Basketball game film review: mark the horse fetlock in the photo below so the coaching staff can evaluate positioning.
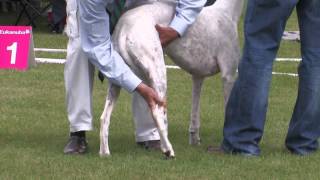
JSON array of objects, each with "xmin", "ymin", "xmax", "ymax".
[
  {"xmin": 99, "ymin": 148, "xmax": 111, "ymax": 157},
  {"xmin": 189, "ymin": 131, "xmax": 201, "ymax": 145},
  {"xmin": 163, "ymin": 150, "xmax": 175, "ymax": 159}
]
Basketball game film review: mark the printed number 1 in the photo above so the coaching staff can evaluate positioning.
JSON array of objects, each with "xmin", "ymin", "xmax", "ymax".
[{"xmin": 7, "ymin": 42, "xmax": 18, "ymax": 64}]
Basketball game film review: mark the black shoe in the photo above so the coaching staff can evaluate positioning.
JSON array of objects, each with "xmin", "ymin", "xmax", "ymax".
[
  {"xmin": 137, "ymin": 140, "xmax": 161, "ymax": 151},
  {"xmin": 63, "ymin": 136, "xmax": 88, "ymax": 154}
]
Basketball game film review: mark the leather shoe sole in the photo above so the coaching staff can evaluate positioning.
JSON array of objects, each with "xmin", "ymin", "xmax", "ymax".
[
  {"xmin": 137, "ymin": 140, "xmax": 161, "ymax": 151},
  {"xmin": 207, "ymin": 145, "xmax": 258, "ymax": 157},
  {"xmin": 207, "ymin": 145, "xmax": 225, "ymax": 154}
]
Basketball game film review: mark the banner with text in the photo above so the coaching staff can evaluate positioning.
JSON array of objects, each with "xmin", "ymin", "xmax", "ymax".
[{"xmin": 0, "ymin": 26, "xmax": 36, "ymax": 71}]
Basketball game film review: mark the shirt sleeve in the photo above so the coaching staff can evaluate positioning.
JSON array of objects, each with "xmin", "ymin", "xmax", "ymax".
[{"xmin": 169, "ymin": 0, "xmax": 206, "ymax": 36}]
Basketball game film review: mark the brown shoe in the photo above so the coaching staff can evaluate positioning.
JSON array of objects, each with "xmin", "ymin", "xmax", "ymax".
[
  {"xmin": 137, "ymin": 140, "xmax": 161, "ymax": 151},
  {"xmin": 207, "ymin": 145, "xmax": 225, "ymax": 154},
  {"xmin": 207, "ymin": 146, "xmax": 258, "ymax": 157},
  {"xmin": 64, "ymin": 136, "xmax": 88, "ymax": 154}
]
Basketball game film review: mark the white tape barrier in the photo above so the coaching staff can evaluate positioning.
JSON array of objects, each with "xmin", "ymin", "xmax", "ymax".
[
  {"xmin": 35, "ymin": 58, "xmax": 299, "ymax": 77},
  {"xmin": 35, "ymin": 48, "xmax": 67, "ymax": 53},
  {"xmin": 34, "ymin": 48, "xmax": 302, "ymax": 62},
  {"xmin": 276, "ymin": 58, "xmax": 301, "ymax": 62},
  {"xmin": 36, "ymin": 58, "xmax": 66, "ymax": 64},
  {"xmin": 272, "ymin": 72, "xmax": 298, "ymax": 77},
  {"xmin": 34, "ymin": 48, "xmax": 300, "ymax": 77}
]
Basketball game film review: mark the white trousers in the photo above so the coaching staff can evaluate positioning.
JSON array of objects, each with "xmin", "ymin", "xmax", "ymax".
[{"xmin": 64, "ymin": 0, "xmax": 159, "ymax": 142}]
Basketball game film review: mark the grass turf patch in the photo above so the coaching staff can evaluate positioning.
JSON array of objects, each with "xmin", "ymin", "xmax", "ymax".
[{"xmin": 1, "ymin": 64, "xmax": 320, "ymax": 179}]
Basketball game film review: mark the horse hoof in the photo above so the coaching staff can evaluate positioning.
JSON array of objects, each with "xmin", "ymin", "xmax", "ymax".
[
  {"xmin": 189, "ymin": 133, "xmax": 201, "ymax": 146},
  {"xmin": 189, "ymin": 139, "xmax": 201, "ymax": 146},
  {"xmin": 99, "ymin": 151, "xmax": 111, "ymax": 158},
  {"xmin": 163, "ymin": 151, "xmax": 175, "ymax": 160}
]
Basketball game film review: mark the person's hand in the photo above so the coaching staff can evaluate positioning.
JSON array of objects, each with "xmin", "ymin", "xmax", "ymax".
[
  {"xmin": 135, "ymin": 83, "xmax": 165, "ymax": 110},
  {"xmin": 155, "ymin": 24, "xmax": 179, "ymax": 47}
]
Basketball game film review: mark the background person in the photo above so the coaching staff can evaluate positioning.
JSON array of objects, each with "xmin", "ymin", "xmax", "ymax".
[
  {"xmin": 220, "ymin": 0, "xmax": 320, "ymax": 156},
  {"xmin": 51, "ymin": 0, "xmax": 66, "ymax": 33}
]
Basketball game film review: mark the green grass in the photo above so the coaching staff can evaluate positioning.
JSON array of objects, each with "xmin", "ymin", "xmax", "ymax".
[
  {"xmin": 1, "ymin": 65, "xmax": 319, "ymax": 179},
  {"xmin": 1, "ymin": 6, "xmax": 319, "ymax": 180}
]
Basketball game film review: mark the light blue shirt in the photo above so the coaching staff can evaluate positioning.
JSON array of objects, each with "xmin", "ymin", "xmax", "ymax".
[
  {"xmin": 169, "ymin": 0, "xmax": 206, "ymax": 36},
  {"xmin": 78, "ymin": 0, "xmax": 141, "ymax": 92},
  {"xmin": 127, "ymin": 0, "xmax": 206, "ymax": 36}
]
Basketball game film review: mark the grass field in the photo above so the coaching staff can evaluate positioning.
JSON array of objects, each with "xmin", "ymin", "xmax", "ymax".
[{"xmin": 1, "ymin": 6, "xmax": 320, "ymax": 180}]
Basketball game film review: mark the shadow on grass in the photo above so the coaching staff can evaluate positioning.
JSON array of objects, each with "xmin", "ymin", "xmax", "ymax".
[{"xmin": 0, "ymin": 129, "xmax": 173, "ymax": 158}]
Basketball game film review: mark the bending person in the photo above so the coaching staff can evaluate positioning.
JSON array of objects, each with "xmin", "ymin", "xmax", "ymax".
[{"xmin": 63, "ymin": 0, "xmax": 163, "ymax": 154}]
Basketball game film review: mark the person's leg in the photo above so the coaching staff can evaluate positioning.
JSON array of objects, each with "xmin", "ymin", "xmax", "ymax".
[
  {"xmin": 132, "ymin": 93, "xmax": 160, "ymax": 148},
  {"xmin": 64, "ymin": 0, "xmax": 95, "ymax": 154},
  {"xmin": 1, "ymin": 1, "xmax": 8, "ymax": 12},
  {"xmin": 51, "ymin": 0, "xmax": 66, "ymax": 33},
  {"xmin": 65, "ymin": 40, "xmax": 95, "ymax": 133},
  {"xmin": 64, "ymin": 38, "xmax": 95, "ymax": 154},
  {"xmin": 221, "ymin": 0, "xmax": 298, "ymax": 155},
  {"xmin": 285, "ymin": 0, "xmax": 320, "ymax": 155}
]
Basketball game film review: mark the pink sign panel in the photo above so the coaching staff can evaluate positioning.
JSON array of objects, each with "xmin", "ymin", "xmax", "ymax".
[{"xmin": 0, "ymin": 26, "xmax": 33, "ymax": 71}]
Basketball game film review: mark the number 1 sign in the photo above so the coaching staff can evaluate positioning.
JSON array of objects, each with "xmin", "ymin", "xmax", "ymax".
[{"xmin": 0, "ymin": 26, "xmax": 36, "ymax": 71}]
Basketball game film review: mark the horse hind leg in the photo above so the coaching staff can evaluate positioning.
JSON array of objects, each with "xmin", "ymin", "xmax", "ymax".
[
  {"xmin": 127, "ymin": 39, "xmax": 174, "ymax": 158},
  {"xmin": 99, "ymin": 83, "xmax": 121, "ymax": 157},
  {"xmin": 218, "ymin": 52, "xmax": 239, "ymax": 107},
  {"xmin": 218, "ymin": 40, "xmax": 240, "ymax": 107},
  {"xmin": 145, "ymin": 68, "xmax": 174, "ymax": 158},
  {"xmin": 189, "ymin": 76, "xmax": 204, "ymax": 145}
]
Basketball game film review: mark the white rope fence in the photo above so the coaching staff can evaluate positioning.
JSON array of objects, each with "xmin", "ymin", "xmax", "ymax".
[
  {"xmin": 35, "ymin": 48, "xmax": 300, "ymax": 77},
  {"xmin": 35, "ymin": 48, "xmax": 67, "ymax": 53}
]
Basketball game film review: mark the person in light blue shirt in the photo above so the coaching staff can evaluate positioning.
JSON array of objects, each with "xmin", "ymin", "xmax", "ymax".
[{"xmin": 64, "ymin": 0, "xmax": 205, "ymax": 154}]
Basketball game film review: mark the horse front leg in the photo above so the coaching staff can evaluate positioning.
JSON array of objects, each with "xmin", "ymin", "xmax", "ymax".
[{"xmin": 189, "ymin": 76, "xmax": 204, "ymax": 145}]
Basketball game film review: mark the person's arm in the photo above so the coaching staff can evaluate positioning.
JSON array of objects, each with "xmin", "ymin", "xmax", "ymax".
[
  {"xmin": 170, "ymin": 0, "xmax": 206, "ymax": 36},
  {"xmin": 156, "ymin": 0, "xmax": 206, "ymax": 46},
  {"xmin": 135, "ymin": 83, "xmax": 165, "ymax": 110}
]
